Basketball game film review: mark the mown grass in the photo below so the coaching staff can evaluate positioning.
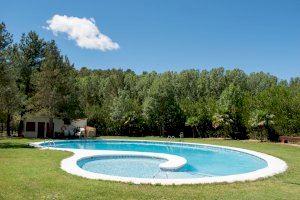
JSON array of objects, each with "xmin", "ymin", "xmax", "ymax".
[{"xmin": 0, "ymin": 137, "xmax": 299, "ymax": 200}]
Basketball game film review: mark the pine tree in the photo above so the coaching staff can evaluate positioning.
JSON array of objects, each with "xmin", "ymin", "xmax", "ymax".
[
  {"xmin": 32, "ymin": 41, "xmax": 80, "ymax": 138},
  {"xmin": 0, "ymin": 22, "xmax": 22, "ymax": 136}
]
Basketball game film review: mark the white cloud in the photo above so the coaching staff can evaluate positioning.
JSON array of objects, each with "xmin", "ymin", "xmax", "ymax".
[{"xmin": 46, "ymin": 15, "xmax": 119, "ymax": 51}]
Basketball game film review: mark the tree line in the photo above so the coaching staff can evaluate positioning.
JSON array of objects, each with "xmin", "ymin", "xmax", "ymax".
[{"xmin": 1, "ymin": 22, "xmax": 299, "ymax": 140}]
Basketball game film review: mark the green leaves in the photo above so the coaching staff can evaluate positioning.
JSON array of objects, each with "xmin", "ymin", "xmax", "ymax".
[
  {"xmin": 0, "ymin": 22, "xmax": 22, "ymax": 135},
  {"xmin": 1, "ymin": 19, "xmax": 300, "ymax": 139},
  {"xmin": 212, "ymin": 113, "xmax": 233, "ymax": 129},
  {"xmin": 248, "ymin": 109, "xmax": 275, "ymax": 141},
  {"xmin": 142, "ymin": 73, "xmax": 185, "ymax": 132},
  {"xmin": 248, "ymin": 110, "xmax": 274, "ymax": 128},
  {"xmin": 218, "ymin": 84, "xmax": 244, "ymax": 114},
  {"xmin": 32, "ymin": 41, "xmax": 81, "ymax": 120},
  {"xmin": 110, "ymin": 90, "xmax": 139, "ymax": 126}
]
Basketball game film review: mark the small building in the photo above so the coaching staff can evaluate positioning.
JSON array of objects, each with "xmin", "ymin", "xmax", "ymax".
[{"xmin": 22, "ymin": 116, "xmax": 88, "ymax": 138}]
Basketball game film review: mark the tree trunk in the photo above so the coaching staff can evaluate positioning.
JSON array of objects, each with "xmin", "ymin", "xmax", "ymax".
[
  {"xmin": 6, "ymin": 113, "xmax": 11, "ymax": 137},
  {"xmin": 18, "ymin": 119, "xmax": 24, "ymax": 137},
  {"xmin": 259, "ymin": 127, "xmax": 264, "ymax": 142},
  {"xmin": 49, "ymin": 117, "xmax": 54, "ymax": 138},
  {"xmin": 195, "ymin": 126, "xmax": 200, "ymax": 138},
  {"xmin": 17, "ymin": 109, "xmax": 26, "ymax": 137},
  {"xmin": 159, "ymin": 126, "xmax": 162, "ymax": 137},
  {"xmin": 192, "ymin": 127, "xmax": 195, "ymax": 138}
]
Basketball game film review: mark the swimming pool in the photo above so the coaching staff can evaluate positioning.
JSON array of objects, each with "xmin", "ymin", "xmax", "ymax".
[{"xmin": 32, "ymin": 139, "xmax": 287, "ymax": 185}]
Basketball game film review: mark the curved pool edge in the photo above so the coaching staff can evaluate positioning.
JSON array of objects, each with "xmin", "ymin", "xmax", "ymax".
[{"xmin": 30, "ymin": 139, "xmax": 288, "ymax": 185}]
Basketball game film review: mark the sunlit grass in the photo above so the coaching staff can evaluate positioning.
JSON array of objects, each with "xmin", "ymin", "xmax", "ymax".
[{"xmin": 0, "ymin": 137, "xmax": 299, "ymax": 200}]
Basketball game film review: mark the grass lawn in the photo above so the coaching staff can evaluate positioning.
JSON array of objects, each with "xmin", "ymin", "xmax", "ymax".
[{"xmin": 0, "ymin": 137, "xmax": 299, "ymax": 200}]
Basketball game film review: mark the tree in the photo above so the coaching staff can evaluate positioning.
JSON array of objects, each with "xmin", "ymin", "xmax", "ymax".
[
  {"xmin": 181, "ymin": 98, "xmax": 214, "ymax": 138},
  {"xmin": 215, "ymin": 83, "xmax": 247, "ymax": 139},
  {"xmin": 212, "ymin": 113, "xmax": 233, "ymax": 137},
  {"xmin": 248, "ymin": 109, "xmax": 275, "ymax": 141},
  {"xmin": 32, "ymin": 41, "xmax": 80, "ymax": 137},
  {"xmin": 208, "ymin": 67, "xmax": 226, "ymax": 97},
  {"xmin": 185, "ymin": 116, "xmax": 200, "ymax": 138},
  {"xmin": 143, "ymin": 73, "xmax": 185, "ymax": 136},
  {"xmin": 0, "ymin": 22, "xmax": 22, "ymax": 136},
  {"xmin": 135, "ymin": 71, "xmax": 157, "ymax": 103},
  {"xmin": 17, "ymin": 31, "xmax": 46, "ymax": 96},
  {"xmin": 15, "ymin": 31, "xmax": 46, "ymax": 134},
  {"xmin": 110, "ymin": 89, "xmax": 141, "ymax": 136},
  {"xmin": 175, "ymin": 69, "xmax": 200, "ymax": 101},
  {"xmin": 197, "ymin": 70, "xmax": 209, "ymax": 97},
  {"xmin": 225, "ymin": 68, "xmax": 247, "ymax": 91},
  {"xmin": 0, "ymin": 65, "xmax": 22, "ymax": 136},
  {"xmin": 247, "ymin": 72, "xmax": 277, "ymax": 95},
  {"xmin": 255, "ymin": 85, "xmax": 300, "ymax": 136}
]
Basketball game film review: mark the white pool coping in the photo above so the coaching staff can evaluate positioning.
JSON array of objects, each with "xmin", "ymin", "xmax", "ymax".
[{"xmin": 31, "ymin": 139, "xmax": 288, "ymax": 185}]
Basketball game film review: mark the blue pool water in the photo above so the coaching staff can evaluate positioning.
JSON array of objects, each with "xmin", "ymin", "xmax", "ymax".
[
  {"xmin": 78, "ymin": 156, "xmax": 167, "ymax": 178},
  {"xmin": 42, "ymin": 140, "xmax": 268, "ymax": 179}
]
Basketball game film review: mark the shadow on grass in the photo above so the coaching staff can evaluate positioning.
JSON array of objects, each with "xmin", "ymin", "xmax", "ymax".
[
  {"xmin": 0, "ymin": 142, "xmax": 33, "ymax": 149},
  {"xmin": 284, "ymin": 180, "xmax": 300, "ymax": 186}
]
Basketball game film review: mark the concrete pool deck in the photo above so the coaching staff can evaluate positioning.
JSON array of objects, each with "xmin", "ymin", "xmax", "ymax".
[{"xmin": 31, "ymin": 139, "xmax": 288, "ymax": 185}]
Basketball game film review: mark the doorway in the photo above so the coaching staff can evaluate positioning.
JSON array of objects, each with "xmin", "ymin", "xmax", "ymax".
[
  {"xmin": 46, "ymin": 123, "xmax": 54, "ymax": 138},
  {"xmin": 37, "ymin": 122, "xmax": 45, "ymax": 138}
]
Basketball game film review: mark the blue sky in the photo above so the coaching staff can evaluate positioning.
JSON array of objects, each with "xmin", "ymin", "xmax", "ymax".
[{"xmin": 1, "ymin": 0, "xmax": 300, "ymax": 80}]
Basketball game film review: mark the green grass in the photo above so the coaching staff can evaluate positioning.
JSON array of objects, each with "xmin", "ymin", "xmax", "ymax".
[{"xmin": 0, "ymin": 137, "xmax": 299, "ymax": 200}]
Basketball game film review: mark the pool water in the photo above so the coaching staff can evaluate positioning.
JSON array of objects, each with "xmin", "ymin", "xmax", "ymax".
[
  {"xmin": 78, "ymin": 156, "xmax": 167, "ymax": 178},
  {"xmin": 42, "ymin": 140, "xmax": 268, "ymax": 179}
]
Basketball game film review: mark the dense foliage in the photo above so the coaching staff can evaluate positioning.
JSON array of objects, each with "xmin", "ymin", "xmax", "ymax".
[{"xmin": 0, "ymin": 22, "xmax": 299, "ymax": 139}]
